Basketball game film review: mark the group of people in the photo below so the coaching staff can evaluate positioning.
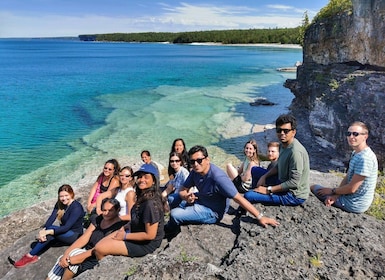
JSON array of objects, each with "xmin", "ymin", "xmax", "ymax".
[{"xmin": 9, "ymin": 114, "xmax": 379, "ymax": 278}]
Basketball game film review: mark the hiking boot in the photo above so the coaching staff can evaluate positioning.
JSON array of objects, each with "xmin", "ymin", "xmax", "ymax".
[{"xmin": 14, "ymin": 254, "xmax": 39, "ymax": 268}]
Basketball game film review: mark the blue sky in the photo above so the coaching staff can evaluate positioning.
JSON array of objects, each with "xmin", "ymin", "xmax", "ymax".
[{"xmin": 0, "ymin": 0, "xmax": 329, "ymax": 38}]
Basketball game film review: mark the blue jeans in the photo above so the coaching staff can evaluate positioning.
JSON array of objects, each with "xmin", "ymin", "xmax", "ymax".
[
  {"xmin": 311, "ymin": 184, "xmax": 346, "ymax": 210},
  {"xmin": 168, "ymin": 193, "xmax": 184, "ymax": 209},
  {"xmin": 244, "ymin": 190, "xmax": 305, "ymax": 206},
  {"xmin": 168, "ymin": 203, "xmax": 218, "ymax": 230},
  {"xmin": 30, "ymin": 225, "xmax": 80, "ymax": 256}
]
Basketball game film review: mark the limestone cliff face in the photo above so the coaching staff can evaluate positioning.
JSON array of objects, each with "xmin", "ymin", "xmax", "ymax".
[{"xmin": 285, "ymin": 0, "xmax": 385, "ymax": 170}]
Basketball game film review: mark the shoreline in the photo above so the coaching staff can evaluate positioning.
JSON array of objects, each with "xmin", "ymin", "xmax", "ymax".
[{"xmin": 189, "ymin": 42, "xmax": 302, "ymax": 49}]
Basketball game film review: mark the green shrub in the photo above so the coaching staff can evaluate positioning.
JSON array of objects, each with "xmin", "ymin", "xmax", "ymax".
[{"xmin": 313, "ymin": 0, "xmax": 353, "ymax": 22}]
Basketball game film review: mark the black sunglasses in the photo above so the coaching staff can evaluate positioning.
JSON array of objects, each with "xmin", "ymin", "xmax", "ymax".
[
  {"xmin": 346, "ymin": 131, "xmax": 366, "ymax": 137},
  {"xmin": 169, "ymin": 159, "xmax": 181, "ymax": 163},
  {"xmin": 276, "ymin": 128, "xmax": 293, "ymax": 134},
  {"xmin": 189, "ymin": 157, "xmax": 206, "ymax": 165}
]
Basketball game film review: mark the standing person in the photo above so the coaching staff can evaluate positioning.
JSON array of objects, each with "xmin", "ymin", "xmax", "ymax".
[
  {"xmin": 311, "ymin": 121, "xmax": 378, "ymax": 213},
  {"xmin": 226, "ymin": 139, "xmax": 260, "ymax": 193},
  {"xmin": 162, "ymin": 152, "xmax": 190, "ymax": 208},
  {"xmin": 250, "ymin": 141, "xmax": 281, "ymax": 188},
  {"xmin": 11, "ymin": 185, "xmax": 84, "ymax": 268},
  {"xmin": 93, "ymin": 164, "xmax": 167, "ymax": 260},
  {"xmin": 170, "ymin": 138, "xmax": 190, "ymax": 171},
  {"xmin": 244, "ymin": 114, "xmax": 310, "ymax": 206},
  {"xmin": 165, "ymin": 145, "xmax": 279, "ymax": 239},
  {"xmin": 95, "ymin": 166, "xmax": 136, "ymax": 222},
  {"xmin": 141, "ymin": 150, "xmax": 160, "ymax": 181},
  {"xmin": 46, "ymin": 198, "xmax": 126, "ymax": 280},
  {"xmin": 86, "ymin": 159, "xmax": 120, "ymax": 214}
]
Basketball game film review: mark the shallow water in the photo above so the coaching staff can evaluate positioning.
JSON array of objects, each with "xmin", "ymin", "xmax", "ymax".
[{"xmin": 0, "ymin": 39, "xmax": 301, "ymax": 217}]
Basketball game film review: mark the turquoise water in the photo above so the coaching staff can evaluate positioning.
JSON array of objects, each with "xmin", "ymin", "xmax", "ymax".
[{"xmin": 0, "ymin": 39, "xmax": 301, "ymax": 217}]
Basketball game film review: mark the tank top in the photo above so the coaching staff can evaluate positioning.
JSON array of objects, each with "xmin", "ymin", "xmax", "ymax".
[{"xmin": 115, "ymin": 186, "xmax": 135, "ymax": 216}]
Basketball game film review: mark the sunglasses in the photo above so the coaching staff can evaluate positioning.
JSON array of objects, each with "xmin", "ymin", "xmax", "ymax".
[
  {"xmin": 346, "ymin": 131, "xmax": 366, "ymax": 137},
  {"xmin": 276, "ymin": 128, "xmax": 293, "ymax": 134},
  {"xmin": 170, "ymin": 160, "xmax": 181, "ymax": 163},
  {"xmin": 120, "ymin": 174, "xmax": 131, "ymax": 178},
  {"xmin": 104, "ymin": 167, "xmax": 113, "ymax": 171},
  {"xmin": 189, "ymin": 157, "xmax": 206, "ymax": 165}
]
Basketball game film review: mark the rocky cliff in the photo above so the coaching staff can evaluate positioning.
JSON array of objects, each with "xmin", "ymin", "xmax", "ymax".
[{"xmin": 285, "ymin": 0, "xmax": 385, "ymax": 170}]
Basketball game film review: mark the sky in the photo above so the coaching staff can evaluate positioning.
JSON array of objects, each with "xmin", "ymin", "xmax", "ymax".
[{"xmin": 0, "ymin": 0, "xmax": 329, "ymax": 38}]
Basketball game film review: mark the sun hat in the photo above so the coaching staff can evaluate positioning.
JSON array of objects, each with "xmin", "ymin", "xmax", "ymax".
[{"xmin": 133, "ymin": 164, "xmax": 159, "ymax": 179}]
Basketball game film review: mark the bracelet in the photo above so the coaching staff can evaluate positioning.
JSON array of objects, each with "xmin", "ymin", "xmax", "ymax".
[
  {"xmin": 256, "ymin": 212, "xmax": 264, "ymax": 220},
  {"xmin": 124, "ymin": 231, "xmax": 129, "ymax": 241}
]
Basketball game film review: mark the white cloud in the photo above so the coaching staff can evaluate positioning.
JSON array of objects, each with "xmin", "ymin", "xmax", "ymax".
[{"xmin": 0, "ymin": 3, "xmax": 318, "ymax": 37}]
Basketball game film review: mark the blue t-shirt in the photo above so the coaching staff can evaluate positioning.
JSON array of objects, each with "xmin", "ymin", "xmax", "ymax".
[
  {"xmin": 339, "ymin": 147, "xmax": 378, "ymax": 213},
  {"xmin": 183, "ymin": 163, "xmax": 238, "ymax": 220}
]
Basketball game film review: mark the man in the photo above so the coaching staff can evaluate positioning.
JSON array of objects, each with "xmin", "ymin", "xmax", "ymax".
[
  {"xmin": 311, "ymin": 121, "xmax": 378, "ymax": 213},
  {"xmin": 165, "ymin": 145, "xmax": 278, "ymax": 237},
  {"xmin": 244, "ymin": 114, "xmax": 310, "ymax": 206}
]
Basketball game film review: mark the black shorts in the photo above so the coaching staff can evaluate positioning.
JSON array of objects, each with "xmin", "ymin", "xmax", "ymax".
[{"xmin": 233, "ymin": 175, "xmax": 250, "ymax": 193}]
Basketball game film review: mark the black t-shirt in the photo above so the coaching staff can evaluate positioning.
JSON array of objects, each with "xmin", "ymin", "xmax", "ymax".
[
  {"xmin": 85, "ymin": 215, "xmax": 126, "ymax": 250},
  {"xmin": 130, "ymin": 199, "xmax": 164, "ymax": 243}
]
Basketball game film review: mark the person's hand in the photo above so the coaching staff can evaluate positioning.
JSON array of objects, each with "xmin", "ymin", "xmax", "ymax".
[
  {"xmin": 37, "ymin": 229, "xmax": 47, "ymax": 242},
  {"xmin": 87, "ymin": 203, "xmax": 95, "ymax": 214},
  {"xmin": 317, "ymin": 188, "xmax": 333, "ymax": 196},
  {"xmin": 325, "ymin": 195, "xmax": 337, "ymax": 207},
  {"xmin": 186, "ymin": 192, "xmax": 198, "ymax": 204},
  {"xmin": 258, "ymin": 216, "xmax": 279, "ymax": 228},
  {"xmin": 254, "ymin": 186, "xmax": 268, "ymax": 194},
  {"xmin": 59, "ymin": 255, "xmax": 69, "ymax": 268},
  {"xmin": 112, "ymin": 227, "xmax": 125, "ymax": 240}
]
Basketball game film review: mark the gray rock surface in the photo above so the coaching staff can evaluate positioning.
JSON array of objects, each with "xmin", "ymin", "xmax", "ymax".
[
  {"xmin": 1, "ymin": 171, "xmax": 384, "ymax": 279},
  {"xmin": 285, "ymin": 0, "xmax": 385, "ymax": 171}
]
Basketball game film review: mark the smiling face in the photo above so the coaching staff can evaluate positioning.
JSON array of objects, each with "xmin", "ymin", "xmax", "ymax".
[
  {"xmin": 244, "ymin": 143, "xmax": 256, "ymax": 159},
  {"xmin": 103, "ymin": 163, "xmax": 115, "ymax": 177},
  {"xmin": 174, "ymin": 140, "xmax": 185, "ymax": 154},
  {"xmin": 136, "ymin": 172, "xmax": 155, "ymax": 190},
  {"xmin": 169, "ymin": 155, "xmax": 182, "ymax": 172},
  {"xmin": 101, "ymin": 201, "xmax": 119, "ymax": 220},
  {"xmin": 58, "ymin": 190, "xmax": 73, "ymax": 206},
  {"xmin": 347, "ymin": 124, "xmax": 368, "ymax": 151},
  {"xmin": 119, "ymin": 169, "xmax": 133, "ymax": 186}
]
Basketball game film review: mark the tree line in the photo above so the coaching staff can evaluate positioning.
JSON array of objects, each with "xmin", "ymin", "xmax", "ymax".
[{"xmin": 79, "ymin": 27, "xmax": 301, "ymax": 44}]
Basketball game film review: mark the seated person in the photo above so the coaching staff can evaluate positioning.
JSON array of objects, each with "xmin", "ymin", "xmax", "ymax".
[
  {"xmin": 46, "ymin": 198, "xmax": 126, "ymax": 280},
  {"xmin": 95, "ymin": 166, "xmax": 136, "ymax": 222},
  {"xmin": 165, "ymin": 145, "xmax": 279, "ymax": 239},
  {"xmin": 251, "ymin": 141, "xmax": 281, "ymax": 188},
  {"xmin": 141, "ymin": 150, "xmax": 160, "ymax": 181},
  {"xmin": 86, "ymin": 159, "xmax": 120, "ymax": 214},
  {"xmin": 226, "ymin": 139, "xmax": 260, "ymax": 193},
  {"xmin": 244, "ymin": 114, "xmax": 310, "ymax": 206},
  {"xmin": 12, "ymin": 185, "xmax": 84, "ymax": 268},
  {"xmin": 93, "ymin": 164, "xmax": 168, "ymax": 260},
  {"xmin": 311, "ymin": 121, "xmax": 378, "ymax": 213},
  {"xmin": 161, "ymin": 152, "xmax": 190, "ymax": 208}
]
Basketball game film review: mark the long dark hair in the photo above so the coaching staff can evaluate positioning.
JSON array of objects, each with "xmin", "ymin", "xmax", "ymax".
[
  {"xmin": 167, "ymin": 152, "xmax": 184, "ymax": 177},
  {"xmin": 170, "ymin": 138, "xmax": 190, "ymax": 173}
]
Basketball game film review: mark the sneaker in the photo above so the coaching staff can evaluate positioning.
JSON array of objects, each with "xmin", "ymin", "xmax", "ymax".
[{"xmin": 14, "ymin": 254, "xmax": 39, "ymax": 268}]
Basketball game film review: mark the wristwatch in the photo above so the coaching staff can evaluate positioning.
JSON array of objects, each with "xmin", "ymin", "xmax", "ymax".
[
  {"xmin": 332, "ymin": 188, "xmax": 337, "ymax": 195},
  {"xmin": 267, "ymin": 186, "xmax": 272, "ymax": 194}
]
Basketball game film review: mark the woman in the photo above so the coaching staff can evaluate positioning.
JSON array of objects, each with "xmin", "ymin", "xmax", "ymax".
[
  {"xmin": 226, "ymin": 139, "xmax": 260, "ymax": 193},
  {"xmin": 95, "ymin": 166, "xmax": 136, "ymax": 222},
  {"xmin": 86, "ymin": 159, "xmax": 120, "ymax": 213},
  {"xmin": 162, "ymin": 152, "xmax": 190, "ymax": 208},
  {"xmin": 93, "ymin": 164, "xmax": 167, "ymax": 260},
  {"xmin": 46, "ymin": 198, "xmax": 126, "ymax": 280},
  {"xmin": 11, "ymin": 185, "xmax": 84, "ymax": 268},
  {"xmin": 169, "ymin": 138, "xmax": 190, "ymax": 172}
]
